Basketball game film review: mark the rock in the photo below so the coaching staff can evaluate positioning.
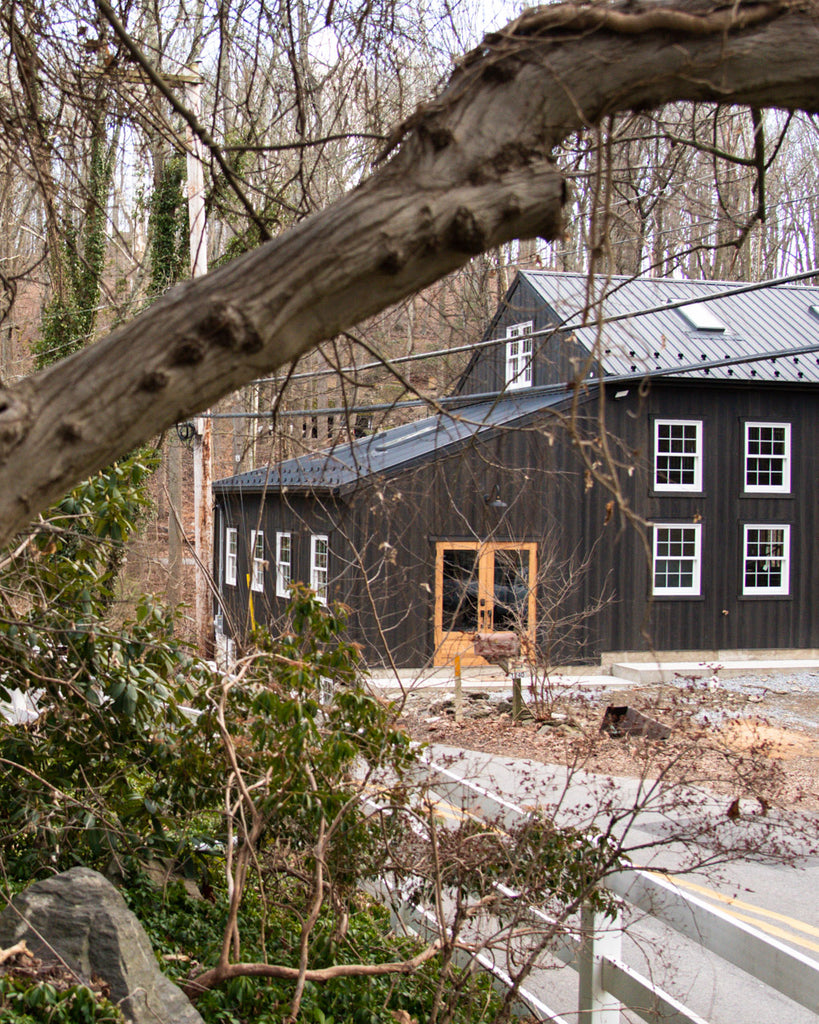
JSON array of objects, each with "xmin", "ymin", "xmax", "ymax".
[
  {"xmin": 143, "ymin": 858, "xmax": 203, "ymax": 900},
  {"xmin": 428, "ymin": 699, "xmax": 452, "ymax": 715},
  {"xmin": 600, "ymin": 705, "xmax": 671, "ymax": 741},
  {"xmin": 470, "ymin": 704, "xmax": 495, "ymax": 719},
  {"xmin": 0, "ymin": 867, "xmax": 203, "ymax": 1024}
]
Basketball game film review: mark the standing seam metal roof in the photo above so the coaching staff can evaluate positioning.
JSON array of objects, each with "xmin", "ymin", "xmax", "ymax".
[
  {"xmin": 213, "ymin": 392, "xmax": 571, "ymax": 493},
  {"xmin": 520, "ymin": 271, "xmax": 819, "ymax": 385}
]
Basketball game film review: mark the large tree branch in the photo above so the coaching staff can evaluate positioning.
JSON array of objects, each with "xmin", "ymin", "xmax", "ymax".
[
  {"xmin": 0, "ymin": 0, "xmax": 817, "ymax": 546},
  {"xmin": 183, "ymin": 940, "xmax": 444, "ymax": 999}
]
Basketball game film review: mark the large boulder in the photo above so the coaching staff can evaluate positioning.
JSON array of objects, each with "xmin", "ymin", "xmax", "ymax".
[{"xmin": 0, "ymin": 867, "xmax": 203, "ymax": 1024}]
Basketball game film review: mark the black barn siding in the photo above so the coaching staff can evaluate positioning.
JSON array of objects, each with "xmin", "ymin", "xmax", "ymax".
[{"xmin": 215, "ymin": 377, "xmax": 819, "ymax": 666}]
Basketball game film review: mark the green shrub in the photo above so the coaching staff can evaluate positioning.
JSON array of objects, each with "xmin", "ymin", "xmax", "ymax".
[
  {"xmin": 0, "ymin": 975, "xmax": 124, "ymax": 1023},
  {"xmin": 126, "ymin": 876, "xmax": 500, "ymax": 1024}
]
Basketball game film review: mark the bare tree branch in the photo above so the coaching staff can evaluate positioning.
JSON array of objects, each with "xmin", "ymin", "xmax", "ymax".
[
  {"xmin": 0, "ymin": 0, "xmax": 817, "ymax": 545},
  {"xmin": 183, "ymin": 941, "xmax": 444, "ymax": 999}
]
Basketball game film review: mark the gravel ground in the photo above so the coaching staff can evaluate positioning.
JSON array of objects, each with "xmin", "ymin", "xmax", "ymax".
[
  {"xmin": 696, "ymin": 670, "xmax": 819, "ymax": 733},
  {"xmin": 395, "ymin": 669, "xmax": 819, "ymax": 812}
]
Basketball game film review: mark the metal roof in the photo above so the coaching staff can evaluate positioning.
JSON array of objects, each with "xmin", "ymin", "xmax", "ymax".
[
  {"xmin": 520, "ymin": 272, "xmax": 819, "ymax": 384},
  {"xmin": 214, "ymin": 391, "xmax": 571, "ymax": 494}
]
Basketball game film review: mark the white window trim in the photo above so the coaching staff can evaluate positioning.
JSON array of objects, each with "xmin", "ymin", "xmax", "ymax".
[
  {"xmin": 225, "ymin": 527, "xmax": 238, "ymax": 587},
  {"xmin": 654, "ymin": 419, "xmax": 703, "ymax": 492},
  {"xmin": 744, "ymin": 422, "xmax": 791, "ymax": 494},
  {"xmin": 310, "ymin": 534, "xmax": 329, "ymax": 605},
  {"xmin": 742, "ymin": 524, "xmax": 790, "ymax": 596},
  {"xmin": 505, "ymin": 322, "xmax": 534, "ymax": 391},
  {"xmin": 275, "ymin": 531, "xmax": 292, "ymax": 598},
  {"xmin": 652, "ymin": 523, "xmax": 702, "ymax": 597},
  {"xmin": 250, "ymin": 530, "xmax": 265, "ymax": 593}
]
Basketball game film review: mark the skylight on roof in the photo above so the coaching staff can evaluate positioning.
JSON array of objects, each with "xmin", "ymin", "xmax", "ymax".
[
  {"xmin": 678, "ymin": 301, "xmax": 727, "ymax": 332},
  {"xmin": 373, "ymin": 422, "xmax": 439, "ymax": 452},
  {"xmin": 808, "ymin": 304, "xmax": 819, "ymax": 325}
]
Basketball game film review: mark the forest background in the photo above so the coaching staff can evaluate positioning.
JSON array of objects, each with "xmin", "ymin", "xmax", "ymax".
[
  {"xmin": 3, "ymin": 0, "xmax": 819, "ymax": 631},
  {"xmin": 1, "ymin": 1, "xmax": 819, "ymax": 1021}
]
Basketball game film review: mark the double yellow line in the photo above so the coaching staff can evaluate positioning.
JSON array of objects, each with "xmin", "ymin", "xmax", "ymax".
[
  {"xmin": 661, "ymin": 873, "xmax": 819, "ymax": 956},
  {"xmin": 383, "ymin": 776, "xmax": 819, "ymax": 959}
]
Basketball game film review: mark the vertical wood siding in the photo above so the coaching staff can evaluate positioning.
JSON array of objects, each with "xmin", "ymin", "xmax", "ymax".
[{"xmin": 215, "ymin": 380, "xmax": 819, "ymax": 665}]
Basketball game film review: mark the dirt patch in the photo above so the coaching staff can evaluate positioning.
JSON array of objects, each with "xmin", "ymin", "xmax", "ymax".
[
  {"xmin": 396, "ymin": 681, "xmax": 819, "ymax": 813},
  {"xmin": 715, "ymin": 717, "xmax": 816, "ymax": 759}
]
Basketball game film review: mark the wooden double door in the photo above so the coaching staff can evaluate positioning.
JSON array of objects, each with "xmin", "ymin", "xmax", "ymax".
[{"xmin": 433, "ymin": 541, "xmax": 537, "ymax": 667}]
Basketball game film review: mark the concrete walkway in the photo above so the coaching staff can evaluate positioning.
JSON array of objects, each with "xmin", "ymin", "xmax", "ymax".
[{"xmin": 366, "ymin": 655, "xmax": 819, "ymax": 696}]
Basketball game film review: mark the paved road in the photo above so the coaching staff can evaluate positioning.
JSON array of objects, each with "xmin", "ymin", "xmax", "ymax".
[{"xmin": 423, "ymin": 743, "xmax": 819, "ymax": 1024}]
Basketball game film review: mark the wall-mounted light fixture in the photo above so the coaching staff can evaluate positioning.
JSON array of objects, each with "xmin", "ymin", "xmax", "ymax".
[
  {"xmin": 176, "ymin": 421, "xmax": 197, "ymax": 445},
  {"xmin": 483, "ymin": 484, "xmax": 508, "ymax": 511}
]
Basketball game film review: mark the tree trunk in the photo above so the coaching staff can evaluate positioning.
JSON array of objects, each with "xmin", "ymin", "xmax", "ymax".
[{"xmin": 0, "ymin": 0, "xmax": 818, "ymax": 545}]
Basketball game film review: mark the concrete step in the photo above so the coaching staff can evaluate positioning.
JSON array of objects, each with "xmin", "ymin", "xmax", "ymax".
[{"xmin": 609, "ymin": 659, "xmax": 819, "ymax": 685}]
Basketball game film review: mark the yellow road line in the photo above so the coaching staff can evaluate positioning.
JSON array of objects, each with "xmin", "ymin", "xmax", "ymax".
[
  {"xmin": 375, "ymin": 781, "xmax": 819, "ymax": 957},
  {"xmin": 660, "ymin": 873, "xmax": 819, "ymax": 955}
]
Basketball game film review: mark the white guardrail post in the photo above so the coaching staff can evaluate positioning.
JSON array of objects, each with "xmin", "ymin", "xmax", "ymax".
[
  {"xmin": 578, "ymin": 903, "xmax": 623, "ymax": 1024},
  {"xmin": 407, "ymin": 756, "xmax": 819, "ymax": 1024}
]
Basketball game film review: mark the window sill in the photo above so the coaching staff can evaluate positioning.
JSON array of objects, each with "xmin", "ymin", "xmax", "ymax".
[
  {"xmin": 651, "ymin": 489, "xmax": 705, "ymax": 498},
  {"xmin": 740, "ymin": 492, "xmax": 793, "ymax": 499}
]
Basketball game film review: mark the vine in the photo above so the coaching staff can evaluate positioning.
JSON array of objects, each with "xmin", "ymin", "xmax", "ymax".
[
  {"xmin": 33, "ymin": 123, "xmax": 116, "ymax": 369},
  {"xmin": 147, "ymin": 153, "xmax": 189, "ymax": 296}
]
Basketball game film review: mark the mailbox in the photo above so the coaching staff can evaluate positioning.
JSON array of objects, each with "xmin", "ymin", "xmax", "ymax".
[{"xmin": 472, "ymin": 631, "xmax": 520, "ymax": 661}]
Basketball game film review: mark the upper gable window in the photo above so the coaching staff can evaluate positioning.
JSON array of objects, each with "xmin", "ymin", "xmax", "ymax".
[
  {"xmin": 744, "ymin": 423, "xmax": 791, "ymax": 494},
  {"xmin": 505, "ymin": 322, "xmax": 534, "ymax": 390},
  {"xmin": 678, "ymin": 302, "xmax": 726, "ymax": 332},
  {"xmin": 654, "ymin": 420, "xmax": 703, "ymax": 492}
]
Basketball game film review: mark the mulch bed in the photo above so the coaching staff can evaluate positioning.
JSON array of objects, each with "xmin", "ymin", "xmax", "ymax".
[{"xmin": 395, "ymin": 681, "xmax": 819, "ymax": 813}]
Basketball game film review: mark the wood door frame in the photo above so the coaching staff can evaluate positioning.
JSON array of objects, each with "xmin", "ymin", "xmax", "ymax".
[{"xmin": 433, "ymin": 540, "xmax": 537, "ymax": 667}]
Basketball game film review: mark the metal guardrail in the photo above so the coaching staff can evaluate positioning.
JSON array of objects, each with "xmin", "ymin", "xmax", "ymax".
[{"xmin": 402, "ymin": 754, "xmax": 819, "ymax": 1024}]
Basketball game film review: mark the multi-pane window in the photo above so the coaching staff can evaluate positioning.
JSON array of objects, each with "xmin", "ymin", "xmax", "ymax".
[
  {"xmin": 505, "ymin": 322, "xmax": 534, "ymax": 390},
  {"xmin": 743, "ymin": 525, "xmax": 790, "ymax": 595},
  {"xmin": 225, "ymin": 527, "xmax": 238, "ymax": 586},
  {"xmin": 652, "ymin": 524, "xmax": 701, "ymax": 596},
  {"xmin": 744, "ymin": 423, "xmax": 791, "ymax": 493},
  {"xmin": 250, "ymin": 530, "xmax": 265, "ymax": 592},
  {"xmin": 310, "ymin": 534, "xmax": 329, "ymax": 604},
  {"xmin": 276, "ymin": 531, "xmax": 292, "ymax": 598},
  {"xmin": 654, "ymin": 420, "xmax": 702, "ymax": 492}
]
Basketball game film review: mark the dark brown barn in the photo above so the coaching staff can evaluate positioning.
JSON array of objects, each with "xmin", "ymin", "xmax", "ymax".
[{"xmin": 213, "ymin": 272, "xmax": 819, "ymax": 668}]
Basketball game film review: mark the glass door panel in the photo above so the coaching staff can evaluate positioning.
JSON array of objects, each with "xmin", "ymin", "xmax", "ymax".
[
  {"xmin": 434, "ymin": 542, "xmax": 537, "ymax": 667},
  {"xmin": 491, "ymin": 548, "xmax": 531, "ymax": 631},
  {"xmin": 441, "ymin": 548, "xmax": 480, "ymax": 633}
]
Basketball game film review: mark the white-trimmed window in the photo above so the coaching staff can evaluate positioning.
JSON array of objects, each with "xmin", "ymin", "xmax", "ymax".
[
  {"xmin": 225, "ymin": 527, "xmax": 238, "ymax": 586},
  {"xmin": 652, "ymin": 523, "xmax": 702, "ymax": 596},
  {"xmin": 744, "ymin": 422, "xmax": 791, "ymax": 493},
  {"xmin": 276, "ymin": 531, "xmax": 292, "ymax": 598},
  {"xmin": 654, "ymin": 419, "xmax": 702, "ymax": 492},
  {"xmin": 743, "ymin": 525, "xmax": 790, "ymax": 595},
  {"xmin": 505, "ymin": 322, "xmax": 534, "ymax": 390},
  {"xmin": 310, "ymin": 534, "xmax": 329, "ymax": 604},
  {"xmin": 250, "ymin": 530, "xmax": 265, "ymax": 592}
]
